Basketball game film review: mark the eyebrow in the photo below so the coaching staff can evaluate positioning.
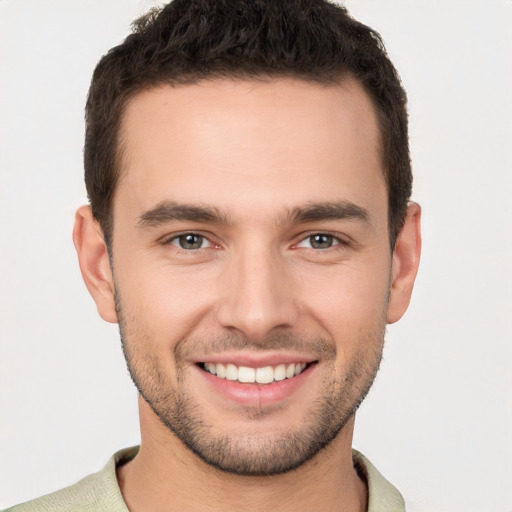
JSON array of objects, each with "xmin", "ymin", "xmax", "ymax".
[
  {"xmin": 280, "ymin": 201, "xmax": 371, "ymax": 225},
  {"xmin": 137, "ymin": 201, "xmax": 231, "ymax": 227},
  {"xmin": 137, "ymin": 200, "xmax": 370, "ymax": 229}
]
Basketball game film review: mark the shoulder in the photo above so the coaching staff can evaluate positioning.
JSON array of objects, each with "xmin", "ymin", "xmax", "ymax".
[
  {"xmin": 352, "ymin": 449, "xmax": 405, "ymax": 512},
  {"xmin": 2, "ymin": 447, "xmax": 139, "ymax": 512}
]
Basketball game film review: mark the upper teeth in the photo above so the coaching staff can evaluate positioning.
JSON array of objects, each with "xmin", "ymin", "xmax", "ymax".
[{"xmin": 203, "ymin": 362, "xmax": 307, "ymax": 384}]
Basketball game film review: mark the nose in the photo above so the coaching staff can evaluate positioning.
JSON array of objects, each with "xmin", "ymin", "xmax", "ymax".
[{"xmin": 215, "ymin": 244, "xmax": 299, "ymax": 340}]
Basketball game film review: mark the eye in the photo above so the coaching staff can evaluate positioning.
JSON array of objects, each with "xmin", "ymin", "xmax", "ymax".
[
  {"xmin": 168, "ymin": 233, "xmax": 212, "ymax": 250},
  {"xmin": 297, "ymin": 234, "xmax": 340, "ymax": 250}
]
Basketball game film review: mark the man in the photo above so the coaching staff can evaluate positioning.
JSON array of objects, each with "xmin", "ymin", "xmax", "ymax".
[{"xmin": 5, "ymin": 0, "xmax": 421, "ymax": 510}]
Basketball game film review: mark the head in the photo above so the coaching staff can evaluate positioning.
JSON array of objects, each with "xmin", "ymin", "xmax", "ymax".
[
  {"xmin": 84, "ymin": 0, "xmax": 411, "ymax": 249},
  {"xmin": 75, "ymin": 0, "xmax": 420, "ymax": 477}
]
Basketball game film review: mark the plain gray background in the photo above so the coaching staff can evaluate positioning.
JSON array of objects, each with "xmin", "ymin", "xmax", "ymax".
[{"xmin": 1, "ymin": 1, "xmax": 511, "ymax": 510}]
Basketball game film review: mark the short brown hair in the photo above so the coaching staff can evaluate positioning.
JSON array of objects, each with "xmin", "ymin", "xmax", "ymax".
[{"xmin": 84, "ymin": 0, "xmax": 412, "ymax": 247}]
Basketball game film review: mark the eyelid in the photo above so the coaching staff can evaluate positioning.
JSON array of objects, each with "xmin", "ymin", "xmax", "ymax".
[
  {"xmin": 293, "ymin": 232, "xmax": 350, "ymax": 250},
  {"xmin": 158, "ymin": 230, "xmax": 352, "ymax": 251},
  {"xmin": 161, "ymin": 231, "xmax": 218, "ymax": 250}
]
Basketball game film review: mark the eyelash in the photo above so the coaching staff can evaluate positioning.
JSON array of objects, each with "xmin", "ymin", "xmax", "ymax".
[
  {"xmin": 294, "ymin": 233, "xmax": 345, "ymax": 250},
  {"xmin": 162, "ymin": 231, "xmax": 349, "ymax": 252},
  {"xmin": 163, "ymin": 232, "xmax": 216, "ymax": 251}
]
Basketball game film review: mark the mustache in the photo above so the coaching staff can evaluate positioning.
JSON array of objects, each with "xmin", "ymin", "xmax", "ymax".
[{"xmin": 175, "ymin": 331, "xmax": 337, "ymax": 362}]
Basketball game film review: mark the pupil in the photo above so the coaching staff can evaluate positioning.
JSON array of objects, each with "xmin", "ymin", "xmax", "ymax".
[
  {"xmin": 180, "ymin": 234, "xmax": 202, "ymax": 249},
  {"xmin": 311, "ymin": 234, "xmax": 332, "ymax": 249}
]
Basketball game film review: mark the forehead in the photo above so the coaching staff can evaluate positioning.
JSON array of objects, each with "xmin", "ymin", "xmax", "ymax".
[{"xmin": 115, "ymin": 78, "xmax": 385, "ymax": 224}]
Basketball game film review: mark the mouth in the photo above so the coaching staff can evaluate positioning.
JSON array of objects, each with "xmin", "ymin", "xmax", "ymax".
[
  {"xmin": 194, "ymin": 354, "xmax": 319, "ymax": 407},
  {"xmin": 198, "ymin": 361, "xmax": 315, "ymax": 384}
]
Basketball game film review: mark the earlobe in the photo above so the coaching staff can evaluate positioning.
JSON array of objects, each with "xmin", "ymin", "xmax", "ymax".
[
  {"xmin": 72, "ymin": 205, "xmax": 118, "ymax": 324},
  {"xmin": 386, "ymin": 202, "xmax": 422, "ymax": 324}
]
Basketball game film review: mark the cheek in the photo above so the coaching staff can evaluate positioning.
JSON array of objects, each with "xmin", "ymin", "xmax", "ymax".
[
  {"xmin": 114, "ymin": 258, "xmax": 218, "ymax": 348},
  {"xmin": 298, "ymin": 262, "xmax": 390, "ymax": 343}
]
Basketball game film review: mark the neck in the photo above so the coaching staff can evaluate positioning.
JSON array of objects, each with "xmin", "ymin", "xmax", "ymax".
[{"xmin": 117, "ymin": 398, "xmax": 367, "ymax": 512}]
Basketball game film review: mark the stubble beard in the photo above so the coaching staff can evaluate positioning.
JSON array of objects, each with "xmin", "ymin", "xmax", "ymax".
[{"xmin": 116, "ymin": 297, "xmax": 385, "ymax": 477}]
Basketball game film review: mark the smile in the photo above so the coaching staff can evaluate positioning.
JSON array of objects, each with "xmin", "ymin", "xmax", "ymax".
[{"xmin": 201, "ymin": 362, "xmax": 310, "ymax": 384}]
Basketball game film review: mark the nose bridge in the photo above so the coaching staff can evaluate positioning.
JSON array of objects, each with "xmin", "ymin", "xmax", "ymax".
[{"xmin": 216, "ymin": 239, "xmax": 298, "ymax": 339}]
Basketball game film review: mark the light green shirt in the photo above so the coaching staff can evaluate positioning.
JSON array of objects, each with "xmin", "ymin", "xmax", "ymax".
[{"xmin": 3, "ymin": 447, "xmax": 405, "ymax": 511}]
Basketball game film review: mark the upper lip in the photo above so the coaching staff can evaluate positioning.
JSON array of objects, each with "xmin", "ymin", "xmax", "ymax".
[{"xmin": 195, "ymin": 352, "xmax": 317, "ymax": 367}]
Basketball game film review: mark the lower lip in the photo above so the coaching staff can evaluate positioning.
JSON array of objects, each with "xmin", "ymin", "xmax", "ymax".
[{"xmin": 195, "ymin": 363, "xmax": 316, "ymax": 407}]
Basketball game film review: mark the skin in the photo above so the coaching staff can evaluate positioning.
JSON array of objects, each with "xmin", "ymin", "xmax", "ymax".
[{"xmin": 73, "ymin": 77, "xmax": 421, "ymax": 512}]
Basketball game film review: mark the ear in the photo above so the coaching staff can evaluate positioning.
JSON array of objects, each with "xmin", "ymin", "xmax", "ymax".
[
  {"xmin": 387, "ymin": 202, "xmax": 422, "ymax": 324},
  {"xmin": 72, "ymin": 205, "xmax": 118, "ymax": 323}
]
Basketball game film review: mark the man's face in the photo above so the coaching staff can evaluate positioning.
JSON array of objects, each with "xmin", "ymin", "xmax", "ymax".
[{"xmin": 109, "ymin": 78, "xmax": 392, "ymax": 475}]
